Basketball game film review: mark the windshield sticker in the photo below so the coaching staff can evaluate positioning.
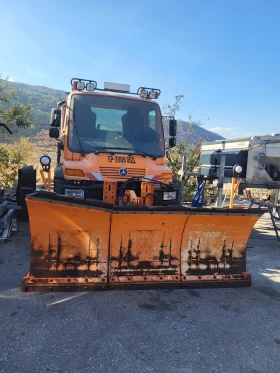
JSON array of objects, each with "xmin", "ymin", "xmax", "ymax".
[{"xmin": 108, "ymin": 155, "xmax": 136, "ymax": 164}]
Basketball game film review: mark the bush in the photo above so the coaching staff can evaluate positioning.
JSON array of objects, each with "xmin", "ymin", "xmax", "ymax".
[{"xmin": 0, "ymin": 137, "xmax": 33, "ymax": 188}]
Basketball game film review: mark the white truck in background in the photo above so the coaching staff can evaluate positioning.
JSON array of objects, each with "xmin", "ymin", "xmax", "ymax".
[{"xmin": 199, "ymin": 132, "xmax": 280, "ymax": 190}]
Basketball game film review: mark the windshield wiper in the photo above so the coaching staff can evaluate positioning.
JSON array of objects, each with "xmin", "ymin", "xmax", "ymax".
[
  {"xmin": 92, "ymin": 146, "xmax": 159, "ymax": 159},
  {"xmin": 123, "ymin": 147, "xmax": 159, "ymax": 159}
]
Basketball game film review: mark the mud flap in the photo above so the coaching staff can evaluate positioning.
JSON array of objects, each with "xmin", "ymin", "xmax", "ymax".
[{"xmin": 22, "ymin": 192, "xmax": 262, "ymax": 291}]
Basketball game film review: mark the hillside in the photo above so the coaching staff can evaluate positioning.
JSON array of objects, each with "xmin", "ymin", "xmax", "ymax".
[
  {"xmin": 3, "ymin": 80, "xmax": 67, "ymax": 137},
  {"xmin": 3, "ymin": 80, "xmax": 224, "ymax": 142}
]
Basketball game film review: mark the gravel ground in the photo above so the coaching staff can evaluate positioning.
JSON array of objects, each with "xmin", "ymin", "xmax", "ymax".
[{"xmin": 0, "ymin": 214, "xmax": 280, "ymax": 373}]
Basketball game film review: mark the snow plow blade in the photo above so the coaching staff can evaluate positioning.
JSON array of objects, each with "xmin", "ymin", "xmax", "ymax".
[{"xmin": 22, "ymin": 192, "xmax": 263, "ymax": 292}]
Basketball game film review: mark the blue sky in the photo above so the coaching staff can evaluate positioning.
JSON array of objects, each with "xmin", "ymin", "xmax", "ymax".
[{"xmin": 1, "ymin": 0, "xmax": 280, "ymax": 138}]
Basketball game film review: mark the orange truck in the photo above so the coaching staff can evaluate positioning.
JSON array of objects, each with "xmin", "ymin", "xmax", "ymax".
[
  {"xmin": 48, "ymin": 79, "xmax": 180, "ymax": 206},
  {"xmin": 21, "ymin": 79, "xmax": 262, "ymax": 292}
]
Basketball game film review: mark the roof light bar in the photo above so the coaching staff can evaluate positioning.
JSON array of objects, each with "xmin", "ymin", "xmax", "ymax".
[
  {"xmin": 137, "ymin": 87, "xmax": 161, "ymax": 100},
  {"xmin": 70, "ymin": 79, "xmax": 161, "ymax": 98}
]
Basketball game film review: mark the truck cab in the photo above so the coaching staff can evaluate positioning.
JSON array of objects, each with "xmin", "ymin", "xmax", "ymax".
[{"xmin": 49, "ymin": 79, "xmax": 180, "ymax": 206}]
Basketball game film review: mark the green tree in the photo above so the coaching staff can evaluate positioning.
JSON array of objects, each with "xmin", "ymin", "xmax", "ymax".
[
  {"xmin": 163, "ymin": 95, "xmax": 204, "ymax": 198},
  {"xmin": 0, "ymin": 76, "xmax": 34, "ymax": 188},
  {"xmin": 0, "ymin": 138, "xmax": 33, "ymax": 188},
  {"xmin": 0, "ymin": 76, "xmax": 33, "ymax": 134}
]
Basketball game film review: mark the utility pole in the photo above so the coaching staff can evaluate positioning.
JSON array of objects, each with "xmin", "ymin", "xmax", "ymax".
[{"xmin": 217, "ymin": 155, "xmax": 226, "ymax": 207}]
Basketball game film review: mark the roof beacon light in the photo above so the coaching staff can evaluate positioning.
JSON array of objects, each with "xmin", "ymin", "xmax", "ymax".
[
  {"xmin": 76, "ymin": 81, "xmax": 85, "ymax": 91},
  {"xmin": 139, "ymin": 88, "xmax": 148, "ymax": 99}
]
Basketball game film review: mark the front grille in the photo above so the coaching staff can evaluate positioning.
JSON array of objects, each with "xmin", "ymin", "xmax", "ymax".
[{"xmin": 99, "ymin": 167, "xmax": 145, "ymax": 180}]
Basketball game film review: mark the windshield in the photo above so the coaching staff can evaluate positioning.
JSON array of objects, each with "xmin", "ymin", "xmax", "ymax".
[{"xmin": 68, "ymin": 94, "xmax": 165, "ymax": 157}]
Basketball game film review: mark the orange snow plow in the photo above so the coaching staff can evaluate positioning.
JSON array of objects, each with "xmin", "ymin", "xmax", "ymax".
[{"xmin": 22, "ymin": 191, "xmax": 262, "ymax": 292}]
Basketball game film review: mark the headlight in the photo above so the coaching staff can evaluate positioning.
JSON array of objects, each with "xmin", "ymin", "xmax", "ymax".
[
  {"xmin": 163, "ymin": 191, "xmax": 176, "ymax": 200},
  {"xmin": 64, "ymin": 189, "xmax": 85, "ymax": 199}
]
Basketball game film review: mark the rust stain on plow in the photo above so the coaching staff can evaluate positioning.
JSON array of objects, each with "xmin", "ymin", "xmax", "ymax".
[
  {"xmin": 31, "ymin": 230, "xmax": 106, "ymax": 277},
  {"xmin": 110, "ymin": 231, "xmax": 180, "ymax": 275},
  {"xmin": 109, "ymin": 214, "xmax": 188, "ymax": 281},
  {"xmin": 27, "ymin": 198, "xmax": 111, "ymax": 283},
  {"xmin": 181, "ymin": 215, "xmax": 260, "ymax": 277}
]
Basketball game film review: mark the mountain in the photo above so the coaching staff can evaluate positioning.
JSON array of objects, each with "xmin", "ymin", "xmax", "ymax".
[
  {"xmin": 3, "ymin": 80, "xmax": 224, "ymax": 142},
  {"xmin": 176, "ymin": 120, "xmax": 224, "ymax": 143}
]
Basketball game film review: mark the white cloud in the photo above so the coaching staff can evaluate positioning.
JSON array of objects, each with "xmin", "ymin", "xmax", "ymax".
[
  {"xmin": 7, "ymin": 76, "xmax": 16, "ymax": 82},
  {"xmin": 208, "ymin": 126, "xmax": 236, "ymax": 133}
]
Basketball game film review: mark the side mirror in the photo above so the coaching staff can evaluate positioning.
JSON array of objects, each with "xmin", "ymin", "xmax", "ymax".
[
  {"xmin": 50, "ymin": 108, "xmax": 60, "ymax": 127},
  {"xmin": 49, "ymin": 127, "xmax": 59, "ymax": 139},
  {"xmin": 169, "ymin": 137, "xmax": 176, "ymax": 147},
  {"xmin": 169, "ymin": 119, "xmax": 177, "ymax": 137}
]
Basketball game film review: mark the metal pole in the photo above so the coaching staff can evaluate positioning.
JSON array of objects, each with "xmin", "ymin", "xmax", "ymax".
[
  {"xmin": 229, "ymin": 177, "xmax": 235, "ymax": 208},
  {"xmin": 47, "ymin": 170, "xmax": 51, "ymax": 192},
  {"xmin": 222, "ymin": 182, "xmax": 231, "ymax": 207},
  {"xmin": 273, "ymin": 189, "xmax": 279, "ymax": 206},
  {"xmin": 273, "ymin": 189, "xmax": 279, "ymax": 215},
  {"xmin": 217, "ymin": 155, "xmax": 226, "ymax": 207},
  {"xmin": 180, "ymin": 155, "xmax": 187, "ymax": 204}
]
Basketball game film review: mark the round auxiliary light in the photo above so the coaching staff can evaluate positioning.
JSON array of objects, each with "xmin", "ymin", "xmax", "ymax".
[
  {"xmin": 233, "ymin": 164, "xmax": 242, "ymax": 174},
  {"xmin": 40, "ymin": 155, "xmax": 51, "ymax": 172}
]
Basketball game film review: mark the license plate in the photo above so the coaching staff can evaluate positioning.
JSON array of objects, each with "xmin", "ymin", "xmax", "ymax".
[{"xmin": 108, "ymin": 155, "xmax": 136, "ymax": 164}]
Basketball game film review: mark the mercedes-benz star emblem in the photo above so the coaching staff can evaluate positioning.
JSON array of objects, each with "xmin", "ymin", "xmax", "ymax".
[{"xmin": 119, "ymin": 168, "xmax": 128, "ymax": 177}]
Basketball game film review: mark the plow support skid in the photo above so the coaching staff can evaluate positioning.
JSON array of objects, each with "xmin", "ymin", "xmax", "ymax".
[{"xmin": 22, "ymin": 192, "xmax": 262, "ymax": 292}]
